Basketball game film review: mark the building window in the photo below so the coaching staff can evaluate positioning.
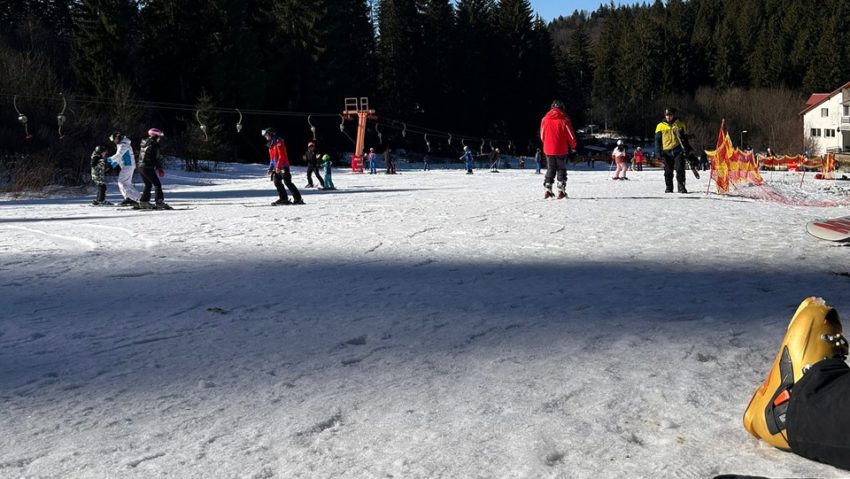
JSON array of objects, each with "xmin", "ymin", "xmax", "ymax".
[
  {"xmin": 844, "ymin": 105, "xmax": 849, "ymax": 116},
  {"xmin": 825, "ymin": 129, "xmax": 836, "ymax": 138},
  {"xmin": 811, "ymin": 128, "xmax": 822, "ymax": 137},
  {"xmin": 821, "ymin": 107, "xmax": 829, "ymax": 117}
]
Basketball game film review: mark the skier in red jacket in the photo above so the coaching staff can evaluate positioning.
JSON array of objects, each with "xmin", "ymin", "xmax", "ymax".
[
  {"xmin": 539, "ymin": 100, "xmax": 578, "ymax": 199},
  {"xmin": 262, "ymin": 128, "xmax": 304, "ymax": 205}
]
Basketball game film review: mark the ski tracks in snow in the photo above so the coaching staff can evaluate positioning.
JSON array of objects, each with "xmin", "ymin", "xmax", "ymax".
[{"xmin": 1, "ymin": 223, "xmax": 158, "ymax": 252}]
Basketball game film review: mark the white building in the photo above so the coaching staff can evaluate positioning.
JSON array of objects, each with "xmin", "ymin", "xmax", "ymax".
[{"xmin": 800, "ymin": 80, "xmax": 850, "ymax": 156}]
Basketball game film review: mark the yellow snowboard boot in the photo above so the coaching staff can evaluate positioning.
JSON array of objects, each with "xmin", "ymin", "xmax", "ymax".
[{"xmin": 743, "ymin": 297, "xmax": 848, "ymax": 449}]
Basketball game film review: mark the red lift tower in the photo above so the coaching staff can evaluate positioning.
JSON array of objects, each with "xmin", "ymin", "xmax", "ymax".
[{"xmin": 343, "ymin": 97, "xmax": 376, "ymax": 173}]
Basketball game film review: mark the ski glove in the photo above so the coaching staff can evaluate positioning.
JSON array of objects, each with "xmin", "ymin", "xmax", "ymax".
[{"xmin": 156, "ymin": 167, "xmax": 165, "ymax": 178}]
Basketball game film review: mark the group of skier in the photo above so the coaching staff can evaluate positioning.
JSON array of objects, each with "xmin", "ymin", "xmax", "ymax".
[
  {"xmin": 90, "ymin": 128, "xmax": 170, "ymax": 209},
  {"xmin": 537, "ymin": 101, "xmax": 695, "ymax": 198}
]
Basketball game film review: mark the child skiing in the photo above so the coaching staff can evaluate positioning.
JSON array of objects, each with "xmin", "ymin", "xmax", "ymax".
[
  {"xmin": 90, "ymin": 145, "xmax": 112, "ymax": 206},
  {"xmin": 321, "ymin": 154, "xmax": 336, "ymax": 190},
  {"xmin": 106, "ymin": 131, "xmax": 141, "ymax": 207},
  {"xmin": 611, "ymin": 140, "xmax": 629, "ymax": 180}
]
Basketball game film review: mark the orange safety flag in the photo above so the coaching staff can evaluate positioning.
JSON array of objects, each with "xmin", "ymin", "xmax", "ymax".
[{"xmin": 706, "ymin": 122, "xmax": 762, "ymax": 193}]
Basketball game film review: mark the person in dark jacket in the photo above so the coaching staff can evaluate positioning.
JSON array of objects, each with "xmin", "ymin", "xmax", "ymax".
[
  {"xmin": 654, "ymin": 107, "xmax": 691, "ymax": 193},
  {"xmin": 539, "ymin": 100, "xmax": 578, "ymax": 199},
  {"xmin": 263, "ymin": 128, "xmax": 304, "ymax": 205},
  {"xmin": 304, "ymin": 142, "xmax": 324, "ymax": 188},
  {"xmin": 137, "ymin": 128, "xmax": 169, "ymax": 209}
]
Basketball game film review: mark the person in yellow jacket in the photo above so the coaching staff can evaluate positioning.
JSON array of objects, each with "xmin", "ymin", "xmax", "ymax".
[{"xmin": 654, "ymin": 107, "xmax": 692, "ymax": 193}]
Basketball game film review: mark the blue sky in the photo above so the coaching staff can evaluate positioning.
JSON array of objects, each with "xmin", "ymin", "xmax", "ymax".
[{"xmin": 529, "ymin": 1, "xmax": 632, "ymax": 21}]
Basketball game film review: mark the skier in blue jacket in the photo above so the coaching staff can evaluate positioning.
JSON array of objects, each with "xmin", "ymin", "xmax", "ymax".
[{"xmin": 461, "ymin": 146, "xmax": 474, "ymax": 174}]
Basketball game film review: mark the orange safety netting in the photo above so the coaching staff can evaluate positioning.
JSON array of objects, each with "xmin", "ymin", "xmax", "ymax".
[
  {"xmin": 757, "ymin": 153, "xmax": 836, "ymax": 178},
  {"xmin": 705, "ymin": 126, "xmax": 763, "ymax": 193}
]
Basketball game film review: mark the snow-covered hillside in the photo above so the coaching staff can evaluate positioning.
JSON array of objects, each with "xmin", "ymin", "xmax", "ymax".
[{"xmin": 2, "ymin": 163, "xmax": 849, "ymax": 478}]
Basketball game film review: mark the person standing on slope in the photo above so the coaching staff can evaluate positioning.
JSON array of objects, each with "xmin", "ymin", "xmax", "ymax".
[
  {"xmin": 321, "ymin": 154, "xmax": 336, "ymax": 190},
  {"xmin": 654, "ymin": 107, "xmax": 692, "ymax": 193},
  {"xmin": 106, "ymin": 131, "xmax": 141, "ymax": 207},
  {"xmin": 137, "ymin": 128, "xmax": 169, "ymax": 209},
  {"xmin": 539, "ymin": 100, "xmax": 578, "ymax": 199},
  {"xmin": 262, "ymin": 128, "xmax": 304, "ymax": 205},
  {"xmin": 461, "ymin": 146, "xmax": 474, "ymax": 174},
  {"xmin": 304, "ymin": 141, "xmax": 325, "ymax": 188},
  {"xmin": 611, "ymin": 140, "xmax": 629, "ymax": 180}
]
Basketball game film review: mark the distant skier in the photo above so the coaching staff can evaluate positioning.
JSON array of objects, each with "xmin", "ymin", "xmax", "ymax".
[
  {"xmin": 368, "ymin": 147, "xmax": 377, "ymax": 174},
  {"xmin": 490, "ymin": 148, "xmax": 501, "ymax": 172},
  {"xmin": 106, "ymin": 131, "xmax": 140, "ymax": 207},
  {"xmin": 654, "ymin": 107, "xmax": 692, "ymax": 193},
  {"xmin": 385, "ymin": 148, "xmax": 396, "ymax": 174},
  {"xmin": 262, "ymin": 128, "xmax": 304, "ymax": 205},
  {"xmin": 539, "ymin": 100, "xmax": 578, "ymax": 199},
  {"xmin": 90, "ymin": 145, "xmax": 111, "ymax": 206},
  {"xmin": 321, "ymin": 154, "xmax": 336, "ymax": 190},
  {"xmin": 304, "ymin": 142, "xmax": 325, "ymax": 188},
  {"xmin": 611, "ymin": 140, "xmax": 629, "ymax": 180},
  {"xmin": 461, "ymin": 146, "xmax": 474, "ymax": 174},
  {"xmin": 137, "ymin": 128, "xmax": 169, "ymax": 209},
  {"xmin": 534, "ymin": 148, "xmax": 542, "ymax": 174},
  {"xmin": 633, "ymin": 146, "xmax": 645, "ymax": 172}
]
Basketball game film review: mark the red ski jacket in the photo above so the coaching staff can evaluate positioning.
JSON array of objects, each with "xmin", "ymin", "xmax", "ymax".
[
  {"xmin": 267, "ymin": 136, "xmax": 290, "ymax": 169},
  {"xmin": 540, "ymin": 108, "xmax": 577, "ymax": 156}
]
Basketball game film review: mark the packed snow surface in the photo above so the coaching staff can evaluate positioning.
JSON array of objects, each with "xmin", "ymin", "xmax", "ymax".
[{"xmin": 2, "ymin": 163, "xmax": 850, "ymax": 478}]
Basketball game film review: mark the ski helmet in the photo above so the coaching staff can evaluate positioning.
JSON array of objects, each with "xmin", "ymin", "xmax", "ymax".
[
  {"xmin": 109, "ymin": 131, "xmax": 123, "ymax": 143},
  {"xmin": 148, "ymin": 128, "xmax": 164, "ymax": 138},
  {"xmin": 321, "ymin": 154, "xmax": 330, "ymax": 161},
  {"xmin": 94, "ymin": 146, "xmax": 106, "ymax": 154},
  {"xmin": 261, "ymin": 127, "xmax": 276, "ymax": 137},
  {"xmin": 664, "ymin": 107, "xmax": 676, "ymax": 117},
  {"xmin": 617, "ymin": 139, "xmax": 624, "ymax": 146},
  {"xmin": 308, "ymin": 141, "xmax": 315, "ymax": 148},
  {"xmin": 551, "ymin": 100, "xmax": 565, "ymax": 110}
]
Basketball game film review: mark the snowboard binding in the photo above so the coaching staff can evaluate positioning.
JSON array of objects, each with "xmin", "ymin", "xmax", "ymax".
[{"xmin": 742, "ymin": 297, "xmax": 848, "ymax": 450}]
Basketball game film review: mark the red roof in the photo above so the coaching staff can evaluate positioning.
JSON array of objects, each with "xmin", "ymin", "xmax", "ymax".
[{"xmin": 799, "ymin": 81, "xmax": 850, "ymax": 116}]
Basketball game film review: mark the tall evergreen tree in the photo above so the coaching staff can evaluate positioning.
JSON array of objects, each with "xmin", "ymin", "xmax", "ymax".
[
  {"xmin": 314, "ymin": 0, "xmax": 376, "ymax": 112},
  {"xmin": 376, "ymin": 0, "xmax": 421, "ymax": 118},
  {"xmin": 418, "ymin": 0, "xmax": 456, "ymax": 129},
  {"xmin": 71, "ymin": 0, "xmax": 139, "ymax": 98},
  {"xmin": 493, "ymin": 0, "xmax": 536, "ymax": 140},
  {"xmin": 454, "ymin": 0, "xmax": 496, "ymax": 136}
]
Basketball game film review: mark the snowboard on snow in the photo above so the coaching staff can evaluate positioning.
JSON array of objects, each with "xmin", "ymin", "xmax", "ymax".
[{"xmin": 806, "ymin": 215, "xmax": 850, "ymax": 242}]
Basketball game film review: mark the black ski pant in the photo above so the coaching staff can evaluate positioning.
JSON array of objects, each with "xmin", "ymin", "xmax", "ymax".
[
  {"xmin": 95, "ymin": 184, "xmax": 106, "ymax": 202},
  {"xmin": 661, "ymin": 149, "xmax": 686, "ymax": 191},
  {"xmin": 306, "ymin": 164, "xmax": 324, "ymax": 187},
  {"xmin": 544, "ymin": 155, "xmax": 567, "ymax": 186},
  {"xmin": 273, "ymin": 167, "xmax": 302, "ymax": 202},
  {"xmin": 139, "ymin": 167, "xmax": 164, "ymax": 203},
  {"xmin": 786, "ymin": 358, "xmax": 850, "ymax": 471}
]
